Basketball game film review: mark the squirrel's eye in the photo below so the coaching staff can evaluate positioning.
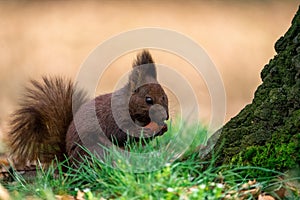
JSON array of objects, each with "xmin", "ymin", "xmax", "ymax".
[{"xmin": 145, "ymin": 97, "xmax": 154, "ymax": 105}]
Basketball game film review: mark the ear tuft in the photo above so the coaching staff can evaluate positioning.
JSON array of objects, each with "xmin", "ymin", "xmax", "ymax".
[
  {"xmin": 128, "ymin": 50, "xmax": 157, "ymax": 92},
  {"xmin": 132, "ymin": 50, "xmax": 154, "ymax": 67}
]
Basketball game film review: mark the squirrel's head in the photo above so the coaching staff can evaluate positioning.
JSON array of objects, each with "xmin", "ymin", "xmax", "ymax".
[{"xmin": 128, "ymin": 50, "xmax": 169, "ymax": 136}]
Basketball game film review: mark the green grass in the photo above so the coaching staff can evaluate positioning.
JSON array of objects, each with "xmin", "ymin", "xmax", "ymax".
[{"xmin": 2, "ymin": 122, "xmax": 300, "ymax": 199}]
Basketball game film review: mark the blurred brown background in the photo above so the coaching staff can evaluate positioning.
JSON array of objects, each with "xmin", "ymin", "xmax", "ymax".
[{"xmin": 0, "ymin": 1, "xmax": 299, "ymax": 134}]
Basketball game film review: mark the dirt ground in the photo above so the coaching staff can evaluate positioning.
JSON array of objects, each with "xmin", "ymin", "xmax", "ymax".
[{"xmin": 0, "ymin": 1, "xmax": 299, "ymax": 135}]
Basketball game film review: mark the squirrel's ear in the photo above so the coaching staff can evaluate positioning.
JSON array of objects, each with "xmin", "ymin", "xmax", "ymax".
[{"xmin": 128, "ymin": 50, "xmax": 157, "ymax": 92}]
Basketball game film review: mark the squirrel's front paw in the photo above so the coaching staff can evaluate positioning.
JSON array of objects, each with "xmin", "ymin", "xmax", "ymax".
[{"xmin": 144, "ymin": 121, "xmax": 168, "ymax": 137}]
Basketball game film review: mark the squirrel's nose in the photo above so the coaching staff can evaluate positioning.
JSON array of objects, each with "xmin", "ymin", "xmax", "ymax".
[{"xmin": 149, "ymin": 104, "xmax": 168, "ymax": 125}]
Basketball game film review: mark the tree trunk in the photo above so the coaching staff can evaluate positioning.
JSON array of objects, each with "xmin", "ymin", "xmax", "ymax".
[{"xmin": 203, "ymin": 6, "xmax": 300, "ymax": 173}]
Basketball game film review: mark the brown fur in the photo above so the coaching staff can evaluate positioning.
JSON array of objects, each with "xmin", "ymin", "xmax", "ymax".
[
  {"xmin": 9, "ymin": 77, "xmax": 87, "ymax": 165},
  {"xmin": 9, "ymin": 50, "xmax": 169, "ymax": 166}
]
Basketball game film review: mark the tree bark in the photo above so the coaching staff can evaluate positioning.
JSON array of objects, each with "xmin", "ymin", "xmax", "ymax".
[{"xmin": 203, "ymin": 6, "xmax": 300, "ymax": 173}]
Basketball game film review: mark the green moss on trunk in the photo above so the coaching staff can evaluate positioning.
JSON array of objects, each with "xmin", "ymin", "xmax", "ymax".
[{"xmin": 205, "ymin": 6, "xmax": 300, "ymax": 173}]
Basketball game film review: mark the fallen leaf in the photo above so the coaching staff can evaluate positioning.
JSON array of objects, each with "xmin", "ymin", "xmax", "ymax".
[
  {"xmin": 76, "ymin": 190, "xmax": 85, "ymax": 200},
  {"xmin": 258, "ymin": 193, "xmax": 275, "ymax": 200},
  {"xmin": 55, "ymin": 194, "xmax": 75, "ymax": 200},
  {"xmin": 0, "ymin": 184, "xmax": 10, "ymax": 200},
  {"xmin": 240, "ymin": 188, "xmax": 260, "ymax": 196},
  {"xmin": 248, "ymin": 179, "xmax": 256, "ymax": 186}
]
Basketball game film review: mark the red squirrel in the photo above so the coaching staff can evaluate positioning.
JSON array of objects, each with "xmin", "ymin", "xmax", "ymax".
[{"xmin": 9, "ymin": 50, "xmax": 169, "ymax": 166}]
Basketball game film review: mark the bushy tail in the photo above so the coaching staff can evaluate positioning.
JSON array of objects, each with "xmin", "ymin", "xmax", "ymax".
[{"xmin": 9, "ymin": 76, "xmax": 87, "ymax": 165}]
